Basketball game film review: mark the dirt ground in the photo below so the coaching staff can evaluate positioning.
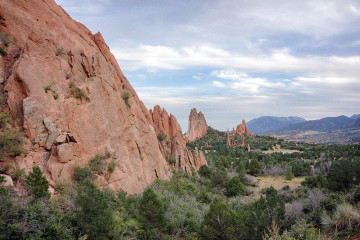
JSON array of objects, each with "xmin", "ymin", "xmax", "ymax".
[{"xmin": 248, "ymin": 175, "xmax": 305, "ymax": 199}]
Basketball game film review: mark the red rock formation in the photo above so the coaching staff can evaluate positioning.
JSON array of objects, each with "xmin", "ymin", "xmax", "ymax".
[
  {"xmin": 0, "ymin": 0, "xmax": 174, "ymax": 194},
  {"xmin": 234, "ymin": 119, "xmax": 253, "ymax": 136},
  {"xmin": 149, "ymin": 105, "xmax": 182, "ymax": 139},
  {"xmin": 186, "ymin": 108, "xmax": 208, "ymax": 142},
  {"xmin": 226, "ymin": 129, "xmax": 236, "ymax": 147},
  {"xmin": 226, "ymin": 120, "xmax": 253, "ymax": 147},
  {"xmin": 149, "ymin": 105, "xmax": 207, "ymax": 172}
]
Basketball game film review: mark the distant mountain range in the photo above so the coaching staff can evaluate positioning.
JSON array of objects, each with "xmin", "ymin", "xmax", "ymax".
[
  {"xmin": 247, "ymin": 116, "xmax": 306, "ymax": 134},
  {"xmin": 248, "ymin": 114, "xmax": 360, "ymax": 144},
  {"xmin": 351, "ymin": 114, "xmax": 360, "ymax": 120},
  {"xmin": 281, "ymin": 115, "xmax": 358, "ymax": 132}
]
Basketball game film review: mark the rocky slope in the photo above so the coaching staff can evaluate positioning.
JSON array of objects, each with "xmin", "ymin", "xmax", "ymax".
[
  {"xmin": 185, "ymin": 108, "xmax": 208, "ymax": 142},
  {"xmin": 150, "ymin": 105, "xmax": 207, "ymax": 172},
  {"xmin": 0, "ymin": 0, "xmax": 205, "ymax": 194}
]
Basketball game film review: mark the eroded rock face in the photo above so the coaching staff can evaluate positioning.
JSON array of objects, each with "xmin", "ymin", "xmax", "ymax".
[
  {"xmin": 186, "ymin": 108, "xmax": 208, "ymax": 142},
  {"xmin": 0, "ymin": 0, "xmax": 171, "ymax": 194},
  {"xmin": 226, "ymin": 119, "xmax": 253, "ymax": 147},
  {"xmin": 150, "ymin": 105, "xmax": 207, "ymax": 172},
  {"xmin": 236, "ymin": 120, "xmax": 253, "ymax": 136}
]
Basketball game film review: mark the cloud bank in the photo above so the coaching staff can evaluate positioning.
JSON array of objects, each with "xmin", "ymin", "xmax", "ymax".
[{"xmin": 55, "ymin": 0, "xmax": 360, "ymax": 130}]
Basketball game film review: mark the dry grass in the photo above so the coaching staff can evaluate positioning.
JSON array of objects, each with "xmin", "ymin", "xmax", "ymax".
[
  {"xmin": 249, "ymin": 175, "xmax": 305, "ymax": 198},
  {"xmin": 263, "ymin": 149, "xmax": 301, "ymax": 154}
]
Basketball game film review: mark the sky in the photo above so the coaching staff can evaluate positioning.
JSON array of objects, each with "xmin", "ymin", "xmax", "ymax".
[{"xmin": 55, "ymin": 0, "xmax": 360, "ymax": 131}]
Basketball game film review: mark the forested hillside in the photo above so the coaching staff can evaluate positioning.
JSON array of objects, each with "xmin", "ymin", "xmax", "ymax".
[{"xmin": 1, "ymin": 127, "xmax": 360, "ymax": 239}]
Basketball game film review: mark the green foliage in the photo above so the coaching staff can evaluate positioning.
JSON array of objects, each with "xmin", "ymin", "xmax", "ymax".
[
  {"xmin": 122, "ymin": 90, "xmax": 131, "ymax": 108},
  {"xmin": 108, "ymin": 158, "xmax": 116, "ymax": 173},
  {"xmin": 302, "ymin": 174, "xmax": 327, "ymax": 188},
  {"xmin": 139, "ymin": 187, "xmax": 166, "ymax": 231},
  {"xmin": 243, "ymin": 187, "xmax": 286, "ymax": 239},
  {"xmin": 0, "ymin": 175, "xmax": 5, "ymax": 183},
  {"xmin": 65, "ymin": 72, "xmax": 71, "ymax": 79},
  {"xmin": 226, "ymin": 176, "xmax": 245, "ymax": 197},
  {"xmin": 44, "ymin": 85, "xmax": 52, "ymax": 93},
  {"xmin": 0, "ymin": 112, "xmax": 11, "ymax": 128},
  {"xmin": 288, "ymin": 219, "xmax": 319, "ymax": 240},
  {"xmin": 262, "ymin": 220, "xmax": 292, "ymax": 240},
  {"xmin": 111, "ymin": 210, "xmax": 140, "ymax": 239},
  {"xmin": 54, "ymin": 178, "xmax": 73, "ymax": 195},
  {"xmin": 9, "ymin": 165, "xmax": 25, "ymax": 181},
  {"xmin": 198, "ymin": 165, "xmax": 212, "ymax": 178},
  {"xmin": 74, "ymin": 87, "xmax": 87, "ymax": 100},
  {"xmin": 74, "ymin": 180, "xmax": 113, "ymax": 240},
  {"xmin": 157, "ymin": 130, "xmax": 167, "ymax": 141},
  {"xmin": 25, "ymin": 166, "xmax": 50, "ymax": 199},
  {"xmin": 249, "ymin": 158, "xmax": 261, "ymax": 176},
  {"xmin": 327, "ymin": 159, "xmax": 355, "ymax": 191},
  {"xmin": 0, "ymin": 188, "xmax": 75, "ymax": 239},
  {"xmin": 89, "ymin": 154, "xmax": 105, "ymax": 174},
  {"xmin": 0, "ymin": 46, "xmax": 6, "ymax": 56},
  {"xmin": 73, "ymin": 165, "xmax": 94, "ymax": 182},
  {"xmin": 353, "ymin": 185, "xmax": 360, "ymax": 204},
  {"xmin": 210, "ymin": 169, "xmax": 228, "ymax": 188},
  {"xmin": 56, "ymin": 46, "xmax": 66, "ymax": 56},
  {"xmin": 166, "ymin": 155, "xmax": 176, "ymax": 164},
  {"xmin": 0, "ymin": 32, "xmax": 11, "ymax": 46},
  {"xmin": 321, "ymin": 203, "xmax": 360, "ymax": 232},
  {"xmin": 1, "ymin": 127, "xmax": 358, "ymax": 239},
  {"xmin": 290, "ymin": 160, "xmax": 311, "ymax": 177},
  {"xmin": 0, "ymin": 128, "xmax": 24, "ymax": 159},
  {"xmin": 201, "ymin": 198, "xmax": 241, "ymax": 240},
  {"xmin": 285, "ymin": 167, "xmax": 294, "ymax": 180},
  {"xmin": 44, "ymin": 85, "xmax": 59, "ymax": 100},
  {"xmin": 69, "ymin": 81, "xmax": 75, "ymax": 89}
]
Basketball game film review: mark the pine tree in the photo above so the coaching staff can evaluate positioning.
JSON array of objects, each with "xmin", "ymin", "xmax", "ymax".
[
  {"xmin": 226, "ymin": 176, "xmax": 245, "ymax": 197},
  {"xmin": 249, "ymin": 158, "xmax": 261, "ymax": 176},
  {"xmin": 139, "ymin": 187, "xmax": 166, "ymax": 231},
  {"xmin": 285, "ymin": 167, "xmax": 294, "ymax": 180},
  {"xmin": 25, "ymin": 166, "xmax": 50, "ymax": 199},
  {"xmin": 201, "ymin": 198, "xmax": 241, "ymax": 240}
]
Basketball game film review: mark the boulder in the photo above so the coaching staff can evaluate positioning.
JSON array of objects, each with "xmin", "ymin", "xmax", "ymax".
[{"xmin": 0, "ymin": 174, "xmax": 13, "ymax": 187}]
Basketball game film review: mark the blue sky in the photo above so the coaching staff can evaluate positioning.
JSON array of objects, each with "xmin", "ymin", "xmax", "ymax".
[{"xmin": 55, "ymin": 0, "xmax": 360, "ymax": 131}]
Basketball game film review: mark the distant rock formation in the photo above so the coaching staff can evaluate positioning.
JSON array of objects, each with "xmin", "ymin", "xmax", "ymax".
[
  {"xmin": 150, "ymin": 105, "xmax": 207, "ymax": 172},
  {"xmin": 226, "ymin": 119, "xmax": 253, "ymax": 147},
  {"xmin": 186, "ymin": 108, "xmax": 208, "ymax": 142}
]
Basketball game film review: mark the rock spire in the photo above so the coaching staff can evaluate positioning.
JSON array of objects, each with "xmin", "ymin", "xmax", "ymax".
[{"xmin": 185, "ymin": 108, "xmax": 208, "ymax": 142}]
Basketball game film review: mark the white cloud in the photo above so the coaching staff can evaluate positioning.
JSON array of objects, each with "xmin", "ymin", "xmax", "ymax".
[
  {"xmin": 55, "ymin": 0, "xmax": 360, "ymax": 130},
  {"xmin": 211, "ymin": 69, "xmax": 287, "ymax": 93},
  {"xmin": 211, "ymin": 69, "xmax": 248, "ymax": 80},
  {"xmin": 113, "ymin": 45, "xmax": 360, "ymax": 79},
  {"xmin": 295, "ymin": 77, "xmax": 354, "ymax": 85},
  {"xmin": 350, "ymin": 4, "xmax": 360, "ymax": 15},
  {"xmin": 212, "ymin": 81, "xmax": 225, "ymax": 88}
]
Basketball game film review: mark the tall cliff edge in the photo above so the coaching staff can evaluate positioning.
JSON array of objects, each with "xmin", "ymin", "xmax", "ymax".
[{"xmin": 0, "ymin": 0, "xmax": 205, "ymax": 194}]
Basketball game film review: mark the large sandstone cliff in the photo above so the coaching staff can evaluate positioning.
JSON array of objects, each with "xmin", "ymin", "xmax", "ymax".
[
  {"xmin": 0, "ymin": 0, "xmax": 204, "ymax": 194},
  {"xmin": 150, "ymin": 105, "xmax": 207, "ymax": 172},
  {"xmin": 185, "ymin": 108, "xmax": 208, "ymax": 142}
]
